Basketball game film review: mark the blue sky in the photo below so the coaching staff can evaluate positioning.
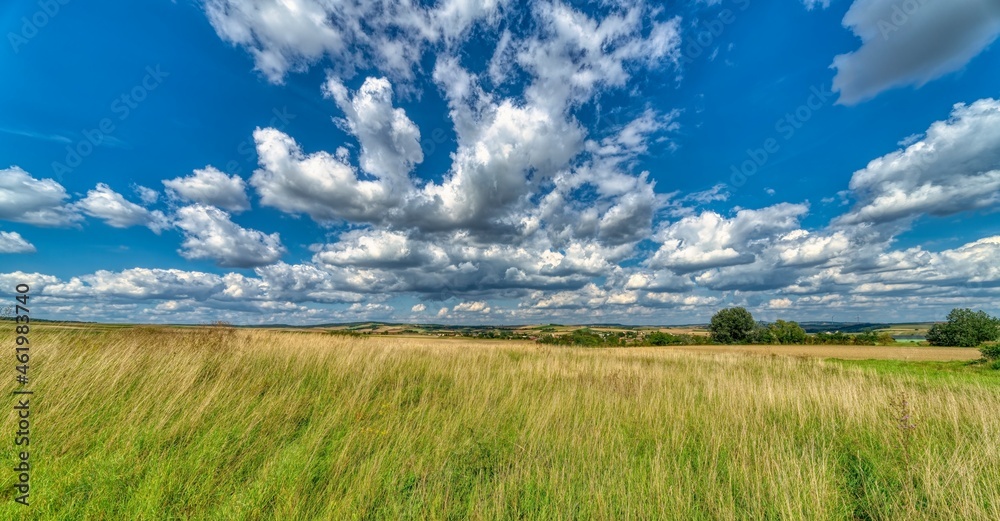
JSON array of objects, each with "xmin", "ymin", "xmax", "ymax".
[{"xmin": 1, "ymin": 0, "xmax": 999, "ymax": 325}]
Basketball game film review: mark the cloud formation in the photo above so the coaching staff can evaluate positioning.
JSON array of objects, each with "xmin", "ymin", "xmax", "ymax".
[
  {"xmin": 838, "ymin": 98, "xmax": 1000, "ymax": 224},
  {"xmin": 3, "ymin": 1, "xmax": 999, "ymax": 325},
  {"xmin": 174, "ymin": 204, "xmax": 285, "ymax": 268},
  {"xmin": 163, "ymin": 167, "xmax": 251, "ymax": 212},
  {"xmin": 832, "ymin": 0, "xmax": 1000, "ymax": 104},
  {"xmin": 75, "ymin": 183, "xmax": 169, "ymax": 233},
  {"xmin": 0, "ymin": 166, "xmax": 80, "ymax": 227},
  {"xmin": 0, "ymin": 231, "xmax": 35, "ymax": 254}
]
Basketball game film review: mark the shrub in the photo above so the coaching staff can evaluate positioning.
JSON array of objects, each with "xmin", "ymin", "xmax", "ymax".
[
  {"xmin": 645, "ymin": 331, "xmax": 683, "ymax": 346},
  {"xmin": 537, "ymin": 329, "xmax": 620, "ymax": 347},
  {"xmin": 980, "ymin": 344, "xmax": 1000, "ymax": 361},
  {"xmin": 852, "ymin": 330, "xmax": 879, "ymax": 346},
  {"xmin": 709, "ymin": 307, "xmax": 756, "ymax": 344}
]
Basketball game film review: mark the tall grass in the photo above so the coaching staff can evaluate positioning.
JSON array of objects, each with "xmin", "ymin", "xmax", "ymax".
[{"xmin": 2, "ymin": 325, "xmax": 999, "ymax": 519}]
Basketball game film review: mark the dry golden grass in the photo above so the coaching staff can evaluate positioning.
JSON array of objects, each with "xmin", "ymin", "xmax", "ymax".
[{"xmin": 1, "ymin": 324, "xmax": 998, "ymax": 519}]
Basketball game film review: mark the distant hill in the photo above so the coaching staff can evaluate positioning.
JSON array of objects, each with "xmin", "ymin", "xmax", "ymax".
[{"xmin": 795, "ymin": 322, "xmax": 891, "ymax": 334}]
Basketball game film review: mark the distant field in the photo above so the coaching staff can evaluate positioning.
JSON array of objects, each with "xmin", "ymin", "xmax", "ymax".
[
  {"xmin": 657, "ymin": 343, "xmax": 979, "ymax": 361},
  {"xmin": 2, "ymin": 325, "xmax": 997, "ymax": 519}
]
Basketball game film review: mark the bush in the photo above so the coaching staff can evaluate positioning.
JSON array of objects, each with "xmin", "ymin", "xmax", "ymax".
[
  {"xmin": 926, "ymin": 308, "xmax": 1000, "ymax": 347},
  {"xmin": 852, "ymin": 330, "xmax": 879, "ymax": 346},
  {"xmin": 981, "ymin": 344, "xmax": 1000, "ymax": 361},
  {"xmin": 645, "ymin": 331, "xmax": 684, "ymax": 346},
  {"xmin": 709, "ymin": 307, "xmax": 756, "ymax": 344},
  {"xmin": 537, "ymin": 329, "xmax": 621, "ymax": 347},
  {"xmin": 876, "ymin": 332, "xmax": 896, "ymax": 345}
]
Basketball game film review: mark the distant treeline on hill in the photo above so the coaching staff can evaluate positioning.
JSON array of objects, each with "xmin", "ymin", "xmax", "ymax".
[
  {"xmin": 535, "ymin": 327, "xmax": 894, "ymax": 348},
  {"xmin": 534, "ymin": 307, "xmax": 1000, "ymax": 354},
  {"xmin": 798, "ymin": 322, "xmax": 892, "ymax": 334}
]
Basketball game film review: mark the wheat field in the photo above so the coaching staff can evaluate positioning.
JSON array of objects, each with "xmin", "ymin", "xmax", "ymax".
[{"xmin": 1, "ymin": 324, "xmax": 998, "ymax": 520}]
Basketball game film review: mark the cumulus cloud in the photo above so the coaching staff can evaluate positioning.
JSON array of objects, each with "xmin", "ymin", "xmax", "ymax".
[
  {"xmin": 649, "ymin": 203, "xmax": 809, "ymax": 273},
  {"xmin": 832, "ymin": 0, "xmax": 1000, "ymax": 104},
  {"xmin": 45, "ymin": 268, "xmax": 225, "ymax": 300},
  {"xmin": 75, "ymin": 183, "xmax": 169, "ymax": 233},
  {"xmin": 409, "ymin": 98, "xmax": 586, "ymax": 232},
  {"xmin": 453, "ymin": 300, "xmax": 491, "ymax": 313},
  {"xmin": 163, "ymin": 167, "xmax": 251, "ymax": 212},
  {"xmin": 250, "ymin": 127, "xmax": 399, "ymax": 224},
  {"xmin": 16, "ymin": 0, "xmax": 996, "ymax": 325},
  {"xmin": 203, "ymin": 0, "xmax": 504, "ymax": 83},
  {"xmin": 766, "ymin": 297, "xmax": 793, "ymax": 309},
  {"xmin": 0, "ymin": 231, "xmax": 35, "ymax": 254},
  {"xmin": 174, "ymin": 204, "xmax": 285, "ymax": 268},
  {"xmin": 5, "ymin": 227, "xmax": 1000, "ymax": 324},
  {"xmin": 314, "ymin": 230, "xmax": 448, "ymax": 270},
  {"xmin": 133, "ymin": 185, "xmax": 160, "ymax": 205},
  {"xmin": 837, "ymin": 98, "xmax": 1000, "ymax": 225},
  {"xmin": 309, "ymin": 228, "xmax": 614, "ymax": 297},
  {"xmin": 0, "ymin": 166, "xmax": 80, "ymax": 226},
  {"xmin": 322, "ymin": 76, "xmax": 423, "ymax": 183},
  {"xmin": 516, "ymin": 2, "xmax": 681, "ymax": 110}
]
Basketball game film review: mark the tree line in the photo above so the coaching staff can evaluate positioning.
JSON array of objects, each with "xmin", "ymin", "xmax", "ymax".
[{"xmin": 533, "ymin": 306, "xmax": 1000, "ymax": 363}]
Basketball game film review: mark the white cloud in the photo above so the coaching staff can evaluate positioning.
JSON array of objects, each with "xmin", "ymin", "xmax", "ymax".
[
  {"xmin": 0, "ymin": 231, "xmax": 35, "ymax": 254},
  {"xmin": 802, "ymin": 0, "xmax": 830, "ymax": 9},
  {"xmin": 453, "ymin": 300, "xmax": 491, "ymax": 313},
  {"xmin": 517, "ymin": 2, "xmax": 681, "ymax": 110},
  {"xmin": 75, "ymin": 183, "xmax": 169, "ymax": 233},
  {"xmin": 411, "ymin": 98, "xmax": 586, "ymax": 231},
  {"xmin": 322, "ymin": 76, "xmax": 423, "ymax": 184},
  {"xmin": 348, "ymin": 302, "xmax": 394, "ymax": 314},
  {"xmin": 163, "ymin": 167, "xmax": 251, "ymax": 212},
  {"xmin": 0, "ymin": 166, "xmax": 80, "ymax": 227},
  {"xmin": 250, "ymin": 127, "xmax": 398, "ymax": 224},
  {"xmin": 174, "ymin": 204, "xmax": 285, "ymax": 268},
  {"xmin": 837, "ymin": 98, "xmax": 1000, "ymax": 224},
  {"xmin": 21, "ymin": 0, "xmax": 993, "ymax": 325},
  {"xmin": 6, "ymin": 227, "xmax": 1000, "ymax": 323},
  {"xmin": 766, "ymin": 297, "xmax": 793, "ymax": 309},
  {"xmin": 45, "ymin": 268, "xmax": 224, "ymax": 300},
  {"xmin": 314, "ymin": 230, "xmax": 448, "ymax": 269},
  {"xmin": 832, "ymin": 0, "xmax": 1000, "ymax": 104},
  {"xmin": 203, "ymin": 0, "xmax": 504, "ymax": 83},
  {"xmin": 649, "ymin": 203, "xmax": 809, "ymax": 273},
  {"xmin": 204, "ymin": 0, "xmax": 353, "ymax": 83},
  {"xmin": 133, "ymin": 185, "xmax": 160, "ymax": 205}
]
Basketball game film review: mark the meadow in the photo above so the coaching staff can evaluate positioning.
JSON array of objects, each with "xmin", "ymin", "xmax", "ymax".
[{"xmin": 1, "ymin": 324, "xmax": 998, "ymax": 520}]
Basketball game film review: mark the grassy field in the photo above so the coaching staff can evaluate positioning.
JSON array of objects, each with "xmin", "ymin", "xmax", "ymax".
[{"xmin": 2, "ymin": 325, "xmax": 998, "ymax": 520}]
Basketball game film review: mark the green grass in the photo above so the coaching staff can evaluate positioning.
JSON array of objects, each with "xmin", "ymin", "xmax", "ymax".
[
  {"xmin": 831, "ymin": 358, "xmax": 1000, "ymax": 381},
  {"xmin": 1, "ymin": 325, "xmax": 998, "ymax": 519}
]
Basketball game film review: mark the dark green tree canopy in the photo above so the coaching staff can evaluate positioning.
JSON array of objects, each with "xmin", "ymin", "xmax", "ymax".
[
  {"xmin": 709, "ymin": 307, "xmax": 756, "ymax": 344},
  {"xmin": 769, "ymin": 320, "xmax": 807, "ymax": 345},
  {"xmin": 926, "ymin": 308, "xmax": 1000, "ymax": 347}
]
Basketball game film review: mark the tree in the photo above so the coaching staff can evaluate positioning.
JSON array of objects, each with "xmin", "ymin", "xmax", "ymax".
[
  {"xmin": 709, "ymin": 307, "xmax": 756, "ymax": 344},
  {"xmin": 749, "ymin": 323, "xmax": 776, "ymax": 344},
  {"xmin": 769, "ymin": 320, "xmax": 807, "ymax": 344},
  {"xmin": 926, "ymin": 308, "xmax": 1000, "ymax": 347}
]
